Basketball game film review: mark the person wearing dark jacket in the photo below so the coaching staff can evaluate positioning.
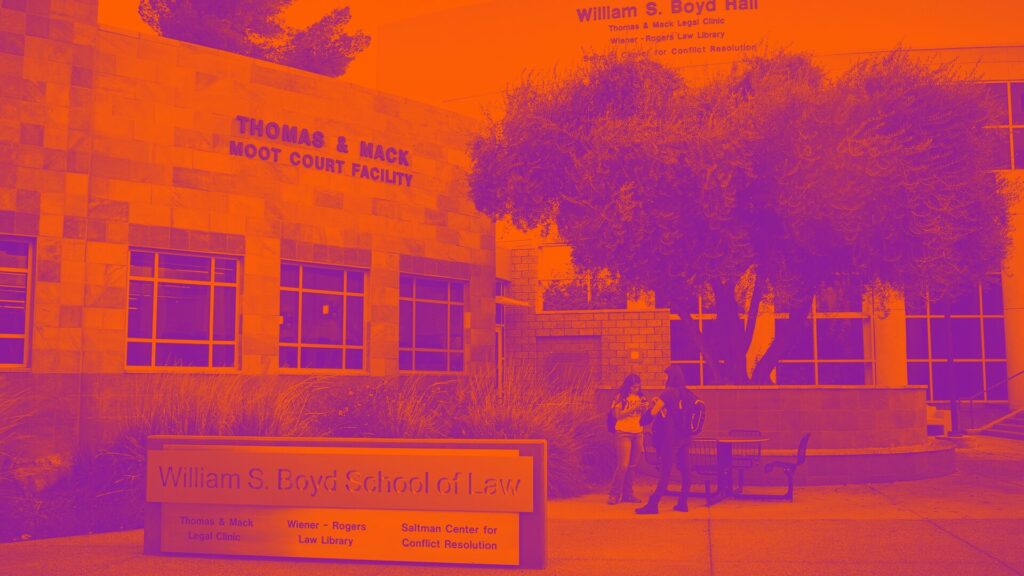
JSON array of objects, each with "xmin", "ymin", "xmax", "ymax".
[{"xmin": 636, "ymin": 364, "xmax": 698, "ymax": 514}]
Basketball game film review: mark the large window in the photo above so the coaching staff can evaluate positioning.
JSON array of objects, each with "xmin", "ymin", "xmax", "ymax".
[
  {"xmin": 279, "ymin": 262, "xmax": 364, "ymax": 370},
  {"xmin": 668, "ymin": 291, "xmax": 716, "ymax": 386},
  {"xmin": 776, "ymin": 286, "xmax": 873, "ymax": 385},
  {"xmin": 906, "ymin": 279, "xmax": 1007, "ymax": 401},
  {"xmin": 984, "ymin": 81, "xmax": 1024, "ymax": 170},
  {"xmin": 127, "ymin": 250, "xmax": 239, "ymax": 368},
  {"xmin": 399, "ymin": 275, "xmax": 464, "ymax": 372},
  {"xmin": 0, "ymin": 239, "xmax": 31, "ymax": 367},
  {"xmin": 537, "ymin": 245, "xmax": 627, "ymax": 311}
]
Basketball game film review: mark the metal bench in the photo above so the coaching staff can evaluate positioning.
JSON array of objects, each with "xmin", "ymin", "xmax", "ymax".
[{"xmin": 762, "ymin": 433, "xmax": 811, "ymax": 501}]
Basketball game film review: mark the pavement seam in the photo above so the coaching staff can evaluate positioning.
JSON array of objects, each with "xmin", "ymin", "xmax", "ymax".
[
  {"xmin": 705, "ymin": 503, "xmax": 715, "ymax": 576},
  {"xmin": 865, "ymin": 484, "xmax": 1024, "ymax": 576}
]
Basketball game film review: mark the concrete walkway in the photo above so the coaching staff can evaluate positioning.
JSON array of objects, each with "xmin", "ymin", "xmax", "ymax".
[{"xmin": 3, "ymin": 436, "xmax": 1023, "ymax": 576}]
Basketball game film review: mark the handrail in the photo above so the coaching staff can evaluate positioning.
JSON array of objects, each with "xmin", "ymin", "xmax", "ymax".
[{"xmin": 965, "ymin": 369, "xmax": 1024, "ymax": 430}]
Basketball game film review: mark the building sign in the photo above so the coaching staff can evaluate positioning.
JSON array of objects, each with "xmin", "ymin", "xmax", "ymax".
[
  {"xmin": 144, "ymin": 436, "xmax": 547, "ymax": 568},
  {"xmin": 574, "ymin": 0, "xmax": 761, "ymax": 58},
  {"xmin": 227, "ymin": 114, "xmax": 415, "ymax": 187}
]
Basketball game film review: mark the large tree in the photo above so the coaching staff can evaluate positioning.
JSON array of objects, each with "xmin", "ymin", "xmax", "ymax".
[
  {"xmin": 139, "ymin": 0, "xmax": 370, "ymax": 77},
  {"xmin": 470, "ymin": 51, "xmax": 1015, "ymax": 384}
]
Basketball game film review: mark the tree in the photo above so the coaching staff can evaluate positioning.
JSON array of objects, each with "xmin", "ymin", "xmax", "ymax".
[
  {"xmin": 139, "ymin": 0, "xmax": 370, "ymax": 77},
  {"xmin": 469, "ymin": 51, "xmax": 1015, "ymax": 384}
]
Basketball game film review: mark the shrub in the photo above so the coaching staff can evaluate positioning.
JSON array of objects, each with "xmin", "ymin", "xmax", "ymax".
[
  {"xmin": 333, "ymin": 375, "xmax": 451, "ymax": 439},
  {"xmin": 0, "ymin": 382, "xmax": 36, "ymax": 488}
]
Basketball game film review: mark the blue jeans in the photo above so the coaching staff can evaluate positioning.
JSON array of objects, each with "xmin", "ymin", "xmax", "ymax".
[{"xmin": 609, "ymin": 431, "xmax": 642, "ymax": 499}]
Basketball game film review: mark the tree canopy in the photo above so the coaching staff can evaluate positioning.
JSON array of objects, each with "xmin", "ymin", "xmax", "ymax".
[
  {"xmin": 139, "ymin": 0, "xmax": 370, "ymax": 77},
  {"xmin": 470, "ymin": 51, "xmax": 1015, "ymax": 384}
]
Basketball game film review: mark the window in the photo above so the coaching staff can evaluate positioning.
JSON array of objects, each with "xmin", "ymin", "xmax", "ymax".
[
  {"xmin": 399, "ymin": 275, "xmax": 464, "ymax": 372},
  {"xmin": 984, "ymin": 81, "xmax": 1024, "ymax": 171},
  {"xmin": 279, "ymin": 262, "xmax": 364, "ymax": 370},
  {"xmin": 776, "ymin": 285, "xmax": 873, "ymax": 385},
  {"xmin": 905, "ymin": 278, "xmax": 1007, "ymax": 401},
  {"xmin": 538, "ymin": 245, "xmax": 626, "ymax": 311},
  {"xmin": 127, "ymin": 250, "xmax": 239, "ymax": 368},
  {"xmin": 668, "ymin": 291, "xmax": 717, "ymax": 386},
  {"xmin": 0, "ymin": 239, "xmax": 31, "ymax": 367}
]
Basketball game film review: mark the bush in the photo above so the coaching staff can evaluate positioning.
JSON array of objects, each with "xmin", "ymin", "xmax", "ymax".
[
  {"xmin": 0, "ymin": 382, "xmax": 36, "ymax": 488},
  {"xmin": 333, "ymin": 375, "xmax": 452, "ymax": 439}
]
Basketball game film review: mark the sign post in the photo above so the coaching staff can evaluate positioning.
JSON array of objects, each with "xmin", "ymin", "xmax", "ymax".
[{"xmin": 144, "ymin": 436, "xmax": 546, "ymax": 568}]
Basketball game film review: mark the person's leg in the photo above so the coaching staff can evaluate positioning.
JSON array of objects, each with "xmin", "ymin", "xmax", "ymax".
[
  {"xmin": 674, "ymin": 441, "xmax": 691, "ymax": 511},
  {"xmin": 608, "ymin": 431, "xmax": 630, "ymax": 503},
  {"xmin": 637, "ymin": 440, "xmax": 677, "ymax": 514},
  {"xmin": 622, "ymin": 432, "xmax": 642, "ymax": 502}
]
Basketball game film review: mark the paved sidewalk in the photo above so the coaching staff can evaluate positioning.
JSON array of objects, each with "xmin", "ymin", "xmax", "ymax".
[{"xmin": 3, "ymin": 435, "xmax": 1023, "ymax": 576}]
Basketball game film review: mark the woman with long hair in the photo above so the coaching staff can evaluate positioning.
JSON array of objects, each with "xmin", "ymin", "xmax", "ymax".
[{"xmin": 607, "ymin": 373, "xmax": 648, "ymax": 504}]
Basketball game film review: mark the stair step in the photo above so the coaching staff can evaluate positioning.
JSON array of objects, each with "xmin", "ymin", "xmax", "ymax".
[{"xmin": 981, "ymin": 429, "xmax": 1024, "ymax": 441}]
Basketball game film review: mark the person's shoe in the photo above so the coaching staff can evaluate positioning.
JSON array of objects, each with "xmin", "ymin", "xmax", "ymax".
[
  {"xmin": 621, "ymin": 495, "xmax": 642, "ymax": 504},
  {"xmin": 634, "ymin": 504, "xmax": 658, "ymax": 515},
  {"xmin": 672, "ymin": 503, "xmax": 689, "ymax": 512},
  {"xmin": 607, "ymin": 495, "xmax": 620, "ymax": 505}
]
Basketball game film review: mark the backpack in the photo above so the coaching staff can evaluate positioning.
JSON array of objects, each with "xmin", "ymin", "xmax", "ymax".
[
  {"xmin": 649, "ymin": 395, "xmax": 705, "ymax": 444},
  {"xmin": 605, "ymin": 405, "xmax": 617, "ymax": 432}
]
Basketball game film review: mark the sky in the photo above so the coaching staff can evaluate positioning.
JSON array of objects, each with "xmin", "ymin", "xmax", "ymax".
[{"xmin": 99, "ymin": 1, "xmax": 1024, "ymax": 116}]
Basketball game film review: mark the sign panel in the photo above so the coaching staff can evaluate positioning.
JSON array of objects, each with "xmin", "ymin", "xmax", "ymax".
[
  {"xmin": 144, "ymin": 437, "xmax": 546, "ymax": 569},
  {"xmin": 161, "ymin": 503, "xmax": 520, "ymax": 565}
]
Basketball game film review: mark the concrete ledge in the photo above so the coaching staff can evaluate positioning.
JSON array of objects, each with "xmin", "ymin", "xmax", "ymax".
[{"xmin": 639, "ymin": 439, "xmax": 955, "ymax": 486}]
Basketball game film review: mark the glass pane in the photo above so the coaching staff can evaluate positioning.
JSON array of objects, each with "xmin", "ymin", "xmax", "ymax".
[
  {"xmin": 985, "ymin": 83, "xmax": 1009, "ymax": 124},
  {"xmin": 303, "ymin": 266, "xmax": 344, "ymax": 292},
  {"xmin": 156, "ymin": 283, "xmax": 210, "ymax": 340},
  {"xmin": 130, "ymin": 251, "xmax": 154, "ymax": 277},
  {"xmin": 950, "ymin": 318, "xmax": 982, "ymax": 358},
  {"xmin": 155, "ymin": 342, "xmax": 209, "ymax": 366},
  {"xmin": 347, "ymin": 270, "xmax": 364, "ymax": 294},
  {"xmin": 158, "ymin": 253, "xmax": 210, "ymax": 281},
  {"xmin": 986, "ymin": 128, "xmax": 1011, "ymax": 170},
  {"xmin": 903, "ymin": 291, "xmax": 926, "ymax": 316},
  {"xmin": 905, "ymin": 318, "xmax": 928, "ymax": 360},
  {"xmin": 495, "ymin": 303, "xmax": 504, "ymax": 325},
  {"xmin": 957, "ymin": 362, "xmax": 984, "ymax": 399},
  {"xmin": 281, "ymin": 263, "xmax": 299, "ymax": 288},
  {"xmin": 399, "ymin": 350, "xmax": 412, "ymax": 370},
  {"xmin": 415, "ymin": 351, "xmax": 446, "ymax": 371},
  {"xmin": 776, "ymin": 317, "xmax": 813, "ymax": 360},
  {"xmin": 929, "ymin": 318, "xmax": 951, "ymax": 359},
  {"xmin": 127, "ymin": 281, "xmax": 153, "ymax": 338},
  {"xmin": 280, "ymin": 291, "xmax": 298, "ymax": 343},
  {"xmin": 986, "ymin": 362, "xmax": 1008, "ymax": 400},
  {"xmin": 450, "ymin": 282, "xmax": 464, "ymax": 303},
  {"xmin": 279, "ymin": 345, "xmax": 298, "ymax": 368},
  {"xmin": 1014, "ymin": 129, "xmax": 1024, "ymax": 170},
  {"xmin": 931, "ymin": 362, "xmax": 982, "ymax": 400},
  {"xmin": 301, "ymin": 347, "xmax": 343, "ymax": 369},
  {"xmin": 670, "ymin": 318, "xmax": 700, "ymax": 361},
  {"xmin": 0, "ymin": 338, "xmax": 23, "ymax": 364},
  {"xmin": 776, "ymin": 362, "xmax": 813, "ymax": 385},
  {"xmin": 981, "ymin": 277, "xmax": 1004, "ymax": 315},
  {"xmin": 126, "ymin": 341, "xmax": 151, "ymax": 366},
  {"xmin": 984, "ymin": 318, "xmax": 1006, "ymax": 359},
  {"xmin": 817, "ymin": 318, "xmax": 865, "ymax": 360},
  {"xmin": 414, "ymin": 301, "xmax": 447, "ymax": 349},
  {"xmin": 942, "ymin": 287, "xmax": 980, "ymax": 315},
  {"xmin": 0, "ymin": 286, "xmax": 26, "ymax": 335},
  {"xmin": 214, "ymin": 259, "xmax": 237, "ymax": 283},
  {"xmin": 0, "ymin": 241, "xmax": 28, "ymax": 269},
  {"xmin": 676, "ymin": 362, "xmax": 701, "ymax": 387},
  {"xmin": 931, "ymin": 362, "xmax": 954, "ymax": 401},
  {"xmin": 818, "ymin": 362, "xmax": 867, "ymax": 385},
  {"xmin": 301, "ymin": 293, "xmax": 343, "ymax": 344},
  {"xmin": 449, "ymin": 305, "xmax": 463, "ymax": 349},
  {"xmin": 1011, "ymin": 82, "xmax": 1024, "ymax": 125},
  {"xmin": 213, "ymin": 286, "xmax": 235, "ymax": 341},
  {"xmin": 212, "ymin": 344, "xmax": 234, "ymax": 367},
  {"xmin": 816, "ymin": 285, "xmax": 862, "ymax": 313},
  {"xmin": 345, "ymin": 348, "xmax": 363, "ymax": 370},
  {"xmin": 345, "ymin": 296, "xmax": 363, "ymax": 346},
  {"xmin": 450, "ymin": 352, "xmax": 464, "ymax": 372},
  {"xmin": 907, "ymin": 362, "xmax": 930, "ymax": 386},
  {"xmin": 416, "ymin": 278, "xmax": 448, "ymax": 301},
  {"xmin": 399, "ymin": 300, "xmax": 413, "ymax": 348},
  {"xmin": 399, "ymin": 275, "xmax": 413, "ymax": 297},
  {"xmin": 0, "ymin": 272, "xmax": 26, "ymax": 288}
]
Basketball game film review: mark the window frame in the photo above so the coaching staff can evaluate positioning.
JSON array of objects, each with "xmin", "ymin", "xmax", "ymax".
[
  {"xmin": 0, "ymin": 237, "xmax": 33, "ymax": 369},
  {"xmin": 125, "ymin": 249, "xmax": 241, "ymax": 370},
  {"xmin": 278, "ymin": 261, "xmax": 367, "ymax": 372},
  {"xmin": 398, "ymin": 274, "xmax": 466, "ymax": 373}
]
